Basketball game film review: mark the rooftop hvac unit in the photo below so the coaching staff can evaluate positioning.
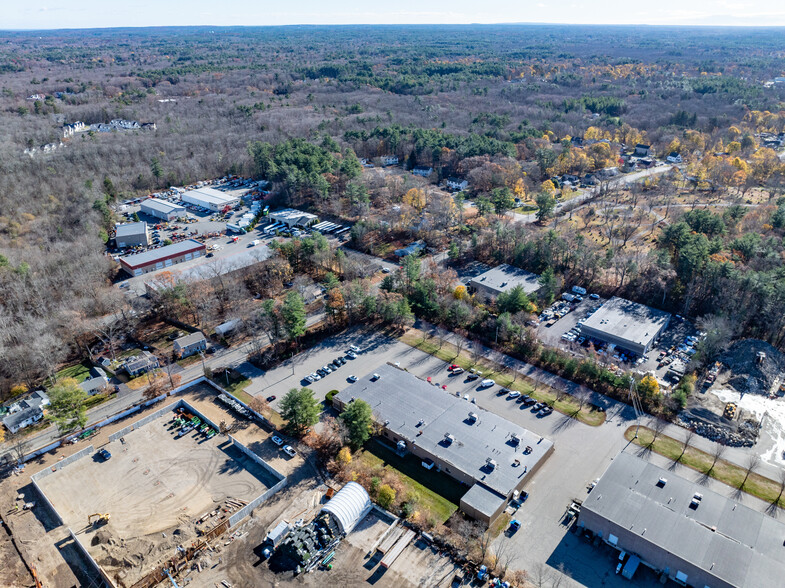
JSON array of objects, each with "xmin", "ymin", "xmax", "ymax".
[
  {"xmin": 444, "ymin": 433, "xmax": 455, "ymax": 445},
  {"xmin": 468, "ymin": 412, "xmax": 478, "ymax": 423},
  {"xmin": 486, "ymin": 458, "xmax": 497, "ymax": 470},
  {"xmin": 656, "ymin": 477, "xmax": 667, "ymax": 488},
  {"xmin": 510, "ymin": 432, "xmax": 520, "ymax": 445}
]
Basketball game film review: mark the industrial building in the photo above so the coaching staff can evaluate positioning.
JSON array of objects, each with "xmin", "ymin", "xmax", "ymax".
[
  {"xmin": 180, "ymin": 187, "xmax": 239, "ymax": 211},
  {"xmin": 579, "ymin": 451, "xmax": 785, "ymax": 588},
  {"xmin": 118, "ymin": 239, "xmax": 206, "ymax": 276},
  {"xmin": 275, "ymin": 482, "xmax": 372, "ymax": 572},
  {"xmin": 114, "ymin": 221, "xmax": 149, "ymax": 247},
  {"xmin": 140, "ymin": 198, "xmax": 186, "ymax": 221},
  {"xmin": 268, "ymin": 208, "xmax": 319, "ymax": 228},
  {"xmin": 333, "ymin": 365, "xmax": 553, "ymax": 525},
  {"xmin": 581, "ymin": 296, "xmax": 671, "ymax": 356},
  {"xmin": 468, "ymin": 263, "xmax": 541, "ymax": 302}
]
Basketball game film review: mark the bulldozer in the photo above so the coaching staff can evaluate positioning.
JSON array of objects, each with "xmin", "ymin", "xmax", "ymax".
[{"xmin": 88, "ymin": 513, "xmax": 111, "ymax": 527}]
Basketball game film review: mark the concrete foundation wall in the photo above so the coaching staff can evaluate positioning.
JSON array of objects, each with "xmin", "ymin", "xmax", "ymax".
[{"xmin": 69, "ymin": 528, "xmax": 114, "ymax": 588}]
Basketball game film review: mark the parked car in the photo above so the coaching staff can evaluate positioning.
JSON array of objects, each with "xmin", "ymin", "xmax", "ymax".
[
  {"xmin": 479, "ymin": 379, "xmax": 495, "ymax": 389},
  {"xmin": 451, "ymin": 367, "xmax": 464, "ymax": 374},
  {"xmin": 271, "ymin": 435, "xmax": 284, "ymax": 446},
  {"xmin": 540, "ymin": 405, "xmax": 554, "ymax": 416},
  {"xmin": 589, "ymin": 293, "xmax": 600, "ymax": 300},
  {"xmin": 508, "ymin": 391, "xmax": 521, "ymax": 399},
  {"xmin": 371, "ymin": 373, "xmax": 381, "ymax": 381},
  {"xmin": 346, "ymin": 350, "xmax": 358, "ymax": 359},
  {"xmin": 267, "ymin": 395, "xmax": 276, "ymax": 402},
  {"xmin": 282, "ymin": 445, "xmax": 297, "ymax": 457},
  {"xmin": 348, "ymin": 375, "xmax": 358, "ymax": 383},
  {"xmin": 98, "ymin": 448, "xmax": 112, "ymax": 461},
  {"xmin": 467, "ymin": 373, "xmax": 480, "ymax": 381},
  {"xmin": 349, "ymin": 345, "xmax": 361, "ymax": 353},
  {"xmin": 448, "ymin": 364, "xmax": 460, "ymax": 371},
  {"xmin": 532, "ymin": 403, "xmax": 544, "ymax": 412}
]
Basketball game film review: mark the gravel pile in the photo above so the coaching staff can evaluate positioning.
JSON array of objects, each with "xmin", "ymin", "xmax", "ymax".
[
  {"xmin": 719, "ymin": 339, "xmax": 785, "ymax": 396},
  {"xmin": 681, "ymin": 416, "xmax": 758, "ymax": 447}
]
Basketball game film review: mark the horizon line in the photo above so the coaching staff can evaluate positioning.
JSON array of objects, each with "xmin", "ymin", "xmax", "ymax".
[{"xmin": 4, "ymin": 22, "xmax": 785, "ymax": 33}]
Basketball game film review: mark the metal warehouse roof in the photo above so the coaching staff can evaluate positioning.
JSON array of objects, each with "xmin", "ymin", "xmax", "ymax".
[
  {"xmin": 119, "ymin": 239, "xmax": 204, "ymax": 269},
  {"xmin": 320, "ymin": 481, "xmax": 372, "ymax": 534},
  {"xmin": 181, "ymin": 187, "xmax": 239, "ymax": 206},
  {"xmin": 469, "ymin": 263, "xmax": 541, "ymax": 295},
  {"xmin": 141, "ymin": 198, "xmax": 185, "ymax": 214},
  {"xmin": 335, "ymin": 364, "xmax": 553, "ymax": 500},
  {"xmin": 115, "ymin": 221, "xmax": 147, "ymax": 237},
  {"xmin": 583, "ymin": 451, "xmax": 785, "ymax": 588},
  {"xmin": 581, "ymin": 296, "xmax": 670, "ymax": 348}
]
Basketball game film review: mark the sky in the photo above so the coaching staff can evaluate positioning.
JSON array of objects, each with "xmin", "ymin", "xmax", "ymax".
[{"xmin": 4, "ymin": 0, "xmax": 785, "ymax": 30}]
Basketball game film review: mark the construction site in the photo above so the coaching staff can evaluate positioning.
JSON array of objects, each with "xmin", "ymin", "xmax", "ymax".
[{"xmin": 33, "ymin": 398, "xmax": 284, "ymax": 588}]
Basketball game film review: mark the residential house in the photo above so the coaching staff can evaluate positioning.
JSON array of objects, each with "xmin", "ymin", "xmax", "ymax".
[
  {"xmin": 634, "ymin": 144, "xmax": 654, "ymax": 157},
  {"xmin": 62, "ymin": 121, "xmax": 87, "ymax": 138},
  {"xmin": 446, "ymin": 177, "xmax": 469, "ymax": 191},
  {"xmin": 2, "ymin": 390, "xmax": 50, "ymax": 434},
  {"xmin": 78, "ymin": 367, "xmax": 110, "ymax": 396},
  {"xmin": 123, "ymin": 351, "xmax": 159, "ymax": 377},
  {"xmin": 394, "ymin": 240, "xmax": 426, "ymax": 258},
  {"xmin": 412, "ymin": 166, "xmax": 433, "ymax": 178},
  {"xmin": 381, "ymin": 155, "xmax": 399, "ymax": 166},
  {"xmin": 172, "ymin": 332, "xmax": 207, "ymax": 358},
  {"xmin": 570, "ymin": 136, "xmax": 584, "ymax": 146}
]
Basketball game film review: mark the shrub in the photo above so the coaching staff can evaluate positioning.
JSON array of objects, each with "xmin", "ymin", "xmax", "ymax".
[
  {"xmin": 401, "ymin": 501, "xmax": 414, "ymax": 518},
  {"xmin": 377, "ymin": 484, "xmax": 396, "ymax": 509},
  {"xmin": 337, "ymin": 446, "xmax": 352, "ymax": 465},
  {"xmin": 326, "ymin": 389, "xmax": 339, "ymax": 404},
  {"xmin": 370, "ymin": 476, "xmax": 381, "ymax": 496}
]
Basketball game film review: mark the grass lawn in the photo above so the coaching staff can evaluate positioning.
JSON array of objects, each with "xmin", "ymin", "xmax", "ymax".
[
  {"xmin": 359, "ymin": 440, "xmax": 459, "ymax": 523},
  {"xmin": 55, "ymin": 362, "xmax": 93, "ymax": 383},
  {"xmin": 625, "ymin": 426, "xmax": 785, "ymax": 508},
  {"xmin": 400, "ymin": 329, "xmax": 605, "ymax": 427},
  {"xmin": 176, "ymin": 354, "xmax": 203, "ymax": 368}
]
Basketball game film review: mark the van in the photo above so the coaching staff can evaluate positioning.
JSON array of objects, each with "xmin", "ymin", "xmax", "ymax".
[
  {"xmin": 480, "ymin": 379, "xmax": 495, "ymax": 389},
  {"xmin": 572, "ymin": 286, "xmax": 587, "ymax": 296}
]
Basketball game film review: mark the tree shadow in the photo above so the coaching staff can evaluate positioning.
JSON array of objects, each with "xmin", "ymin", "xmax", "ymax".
[{"xmin": 550, "ymin": 411, "xmax": 579, "ymax": 434}]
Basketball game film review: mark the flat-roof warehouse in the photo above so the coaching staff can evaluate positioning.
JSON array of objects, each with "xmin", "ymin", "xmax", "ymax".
[
  {"xmin": 468, "ymin": 263, "xmax": 541, "ymax": 301},
  {"xmin": 181, "ymin": 187, "xmax": 239, "ymax": 211},
  {"xmin": 114, "ymin": 221, "xmax": 149, "ymax": 247},
  {"xmin": 580, "ymin": 451, "xmax": 785, "ymax": 588},
  {"xmin": 581, "ymin": 296, "xmax": 670, "ymax": 356},
  {"xmin": 140, "ymin": 198, "xmax": 186, "ymax": 221},
  {"xmin": 334, "ymin": 364, "xmax": 554, "ymax": 525},
  {"xmin": 119, "ymin": 239, "xmax": 206, "ymax": 276}
]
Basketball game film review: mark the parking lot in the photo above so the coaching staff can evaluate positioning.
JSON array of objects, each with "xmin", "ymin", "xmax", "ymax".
[
  {"xmin": 537, "ymin": 295, "xmax": 701, "ymax": 386},
  {"xmin": 247, "ymin": 327, "xmax": 648, "ymax": 584}
]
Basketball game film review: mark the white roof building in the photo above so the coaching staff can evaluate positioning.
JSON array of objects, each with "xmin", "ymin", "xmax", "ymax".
[
  {"xmin": 180, "ymin": 187, "xmax": 239, "ymax": 211},
  {"xmin": 268, "ymin": 208, "xmax": 319, "ymax": 228},
  {"xmin": 320, "ymin": 481, "xmax": 372, "ymax": 534}
]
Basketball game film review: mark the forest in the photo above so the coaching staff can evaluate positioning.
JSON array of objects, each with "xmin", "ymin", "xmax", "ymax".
[{"xmin": 1, "ymin": 24, "xmax": 785, "ymax": 396}]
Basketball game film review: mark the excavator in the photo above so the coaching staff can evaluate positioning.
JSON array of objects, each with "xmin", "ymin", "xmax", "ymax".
[{"xmin": 88, "ymin": 513, "xmax": 111, "ymax": 527}]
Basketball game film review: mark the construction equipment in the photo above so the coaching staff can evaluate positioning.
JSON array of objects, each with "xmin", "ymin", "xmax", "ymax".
[{"xmin": 88, "ymin": 513, "xmax": 111, "ymax": 526}]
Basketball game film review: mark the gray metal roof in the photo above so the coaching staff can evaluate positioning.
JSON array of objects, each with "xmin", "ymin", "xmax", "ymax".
[
  {"xmin": 468, "ymin": 264, "xmax": 541, "ymax": 296},
  {"xmin": 181, "ymin": 187, "xmax": 239, "ymax": 206},
  {"xmin": 115, "ymin": 221, "xmax": 147, "ymax": 238},
  {"xmin": 583, "ymin": 451, "xmax": 785, "ymax": 588},
  {"xmin": 119, "ymin": 239, "xmax": 204, "ymax": 269},
  {"xmin": 140, "ymin": 198, "xmax": 185, "ymax": 214},
  {"xmin": 581, "ymin": 296, "xmax": 670, "ymax": 348},
  {"xmin": 335, "ymin": 364, "xmax": 553, "ymax": 498},
  {"xmin": 174, "ymin": 332, "xmax": 206, "ymax": 348},
  {"xmin": 460, "ymin": 483, "xmax": 507, "ymax": 518}
]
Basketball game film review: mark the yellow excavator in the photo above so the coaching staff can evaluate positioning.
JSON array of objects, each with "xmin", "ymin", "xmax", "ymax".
[{"xmin": 88, "ymin": 513, "xmax": 111, "ymax": 527}]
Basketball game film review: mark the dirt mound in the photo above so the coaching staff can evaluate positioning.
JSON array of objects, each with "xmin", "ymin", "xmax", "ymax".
[{"xmin": 720, "ymin": 339, "xmax": 785, "ymax": 395}]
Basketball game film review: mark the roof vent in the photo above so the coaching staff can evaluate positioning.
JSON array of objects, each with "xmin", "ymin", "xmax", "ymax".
[
  {"xmin": 417, "ymin": 419, "xmax": 425, "ymax": 427},
  {"xmin": 485, "ymin": 458, "xmax": 497, "ymax": 470},
  {"xmin": 656, "ymin": 477, "xmax": 667, "ymax": 488},
  {"xmin": 444, "ymin": 433, "xmax": 455, "ymax": 445},
  {"xmin": 510, "ymin": 433, "xmax": 520, "ymax": 445},
  {"xmin": 468, "ymin": 412, "xmax": 478, "ymax": 422}
]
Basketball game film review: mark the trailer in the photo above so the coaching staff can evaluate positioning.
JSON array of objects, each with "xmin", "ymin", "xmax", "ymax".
[
  {"xmin": 380, "ymin": 529, "xmax": 415, "ymax": 569},
  {"xmin": 621, "ymin": 554, "xmax": 640, "ymax": 580},
  {"xmin": 261, "ymin": 520, "xmax": 291, "ymax": 559}
]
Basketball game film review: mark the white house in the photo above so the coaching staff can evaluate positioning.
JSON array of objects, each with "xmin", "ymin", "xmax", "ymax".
[
  {"xmin": 381, "ymin": 155, "xmax": 399, "ymax": 166},
  {"xmin": 2, "ymin": 390, "xmax": 50, "ymax": 434},
  {"xmin": 412, "ymin": 166, "xmax": 433, "ymax": 178},
  {"xmin": 666, "ymin": 152, "xmax": 683, "ymax": 164},
  {"xmin": 446, "ymin": 177, "xmax": 469, "ymax": 191}
]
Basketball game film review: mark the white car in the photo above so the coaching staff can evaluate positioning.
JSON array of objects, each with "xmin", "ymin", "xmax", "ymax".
[
  {"xmin": 271, "ymin": 435, "xmax": 284, "ymax": 446},
  {"xmin": 480, "ymin": 379, "xmax": 495, "ymax": 389},
  {"xmin": 346, "ymin": 350, "xmax": 358, "ymax": 359},
  {"xmin": 309, "ymin": 372, "xmax": 321, "ymax": 381},
  {"xmin": 508, "ymin": 391, "xmax": 521, "ymax": 399},
  {"xmin": 282, "ymin": 445, "xmax": 296, "ymax": 457},
  {"xmin": 348, "ymin": 375, "xmax": 358, "ymax": 383},
  {"xmin": 371, "ymin": 373, "xmax": 381, "ymax": 381},
  {"xmin": 349, "ymin": 345, "xmax": 361, "ymax": 353}
]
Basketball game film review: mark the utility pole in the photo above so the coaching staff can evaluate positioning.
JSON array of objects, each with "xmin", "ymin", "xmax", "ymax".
[{"xmin": 629, "ymin": 379, "xmax": 644, "ymax": 440}]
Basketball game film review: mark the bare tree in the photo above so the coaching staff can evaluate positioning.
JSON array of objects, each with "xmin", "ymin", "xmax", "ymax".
[
  {"xmin": 648, "ymin": 418, "xmax": 667, "ymax": 447},
  {"xmin": 493, "ymin": 539, "xmax": 517, "ymax": 579},
  {"xmin": 775, "ymin": 468, "xmax": 785, "ymax": 506},
  {"xmin": 10, "ymin": 434, "xmax": 29, "ymax": 464},
  {"xmin": 740, "ymin": 454, "xmax": 760, "ymax": 490},
  {"xmin": 677, "ymin": 428, "xmax": 696, "ymax": 463},
  {"xmin": 707, "ymin": 442, "xmax": 727, "ymax": 476}
]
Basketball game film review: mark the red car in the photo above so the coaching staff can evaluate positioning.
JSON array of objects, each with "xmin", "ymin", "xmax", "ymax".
[{"xmin": 448, "ymin": 364, "xmax": 460, "ymax": 371}]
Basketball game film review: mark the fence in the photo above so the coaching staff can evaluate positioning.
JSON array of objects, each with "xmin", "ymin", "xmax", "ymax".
[
  {"xmin": 228, "ymin": 435, "xmax": 285, "ymax": 483},
  {"xmin": 229, "ymin": 476, "xmax": 288, "ymax": 527},
  {"xmin": 108, "ymin": 402, "xmax": 177, "ymax": 442},
  {"xmin": 202, "ymin": 378, "xmax": 272, "ymax": 428},
  {"xmin": 20, "ymin": 440, "xmax": 61, "ymax": 464},
  {"xmin": 69, "ymin": 528, "xmax": 113, "ymax": 588}
]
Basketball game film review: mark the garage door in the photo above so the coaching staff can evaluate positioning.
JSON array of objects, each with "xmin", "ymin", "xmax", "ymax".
[
  {"xmin": 193, "ymin": 251, "xmax": 201, "ymax": 258},
  {"xmin": 675, "ymin": 571, "xmax": 688, "ymax": 585},
  {"xmin": 156, "ymin": 262, "xmax": 164, "ymax": 270},
  {"xmin": 608, "ymin": 534, "xmax": 618, "ymax": 546},
  {"xmin": 184, "ymin": 253, "xmax": 192, "ymax": 261},
  {"xmin": 134, "ymin": 269, "xmax": 143, "ymax": 276},
  {"xmin": 165, "ymin": 259, "xmax": 173, "ymax": 267}
]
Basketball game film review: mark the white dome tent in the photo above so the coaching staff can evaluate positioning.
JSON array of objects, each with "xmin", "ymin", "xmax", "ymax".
[{"xmin": 320, "ymin": 481, "xmax": 372, "ymax": 535}]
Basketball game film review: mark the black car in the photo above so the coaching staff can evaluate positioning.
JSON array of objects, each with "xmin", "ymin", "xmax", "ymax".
[
  {"xmin": 206, "ymin": 347, "xmax": 216, "ymax": 354},
  {"xmin": 517, "ymin": 394, "xmax": 529, "ymax": 404},
  {"xmin": 466, "ymin": 373, "xmax": 479, "ymax": 381},
  {"xmin": 317, "ymin": 368, "xmax": 327, "ymax": 377},
  {"xmin": 266, "ymin": 395, "xmax": 276, "ymax": 402},
  {"xmin": 98, "ymin": 448, "xmax": 112, "ymax": 461},
  {"xmin": 523, "ymin": 397, "xmax": 537, "ymax": 406}
]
